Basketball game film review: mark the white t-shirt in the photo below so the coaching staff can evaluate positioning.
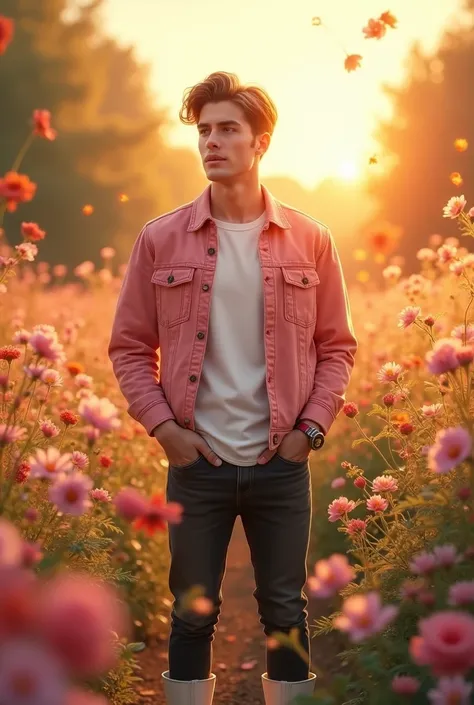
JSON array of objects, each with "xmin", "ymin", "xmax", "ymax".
[{"xmin": 194, "ymin": 212, "xmax": 270, "ymax": 465}]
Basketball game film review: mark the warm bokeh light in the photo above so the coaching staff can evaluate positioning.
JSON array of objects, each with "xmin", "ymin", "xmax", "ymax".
[
  {"xmin": 454, "ymin": 138, "xmax": 469, "ymax": 152},
  {"xmin": 102, "ymin": 0, "xmax": 464, "ymax": 189},
  {"xmin": 82, "ymin": 205, "xmax": 94, "ymax": 216}
]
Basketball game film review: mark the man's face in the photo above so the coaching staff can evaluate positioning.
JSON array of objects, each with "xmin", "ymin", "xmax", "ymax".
[{"xmin": 197, "ymin": 101, "xmax": 268, "ymax": 183}]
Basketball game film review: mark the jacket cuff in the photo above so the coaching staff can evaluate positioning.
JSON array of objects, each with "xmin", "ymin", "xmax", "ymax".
[
  {"xmin": 137, "ymin": 402, "xmax": 176, "ymax": 437},
  {"xmin": 298, "ymin": 402, "xmax": 335, "ymax": 436}
]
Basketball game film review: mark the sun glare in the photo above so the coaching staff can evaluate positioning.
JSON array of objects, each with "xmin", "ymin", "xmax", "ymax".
[{"xmin": 337, "ymin": 160, "xmax": 359, "ymax": 180}]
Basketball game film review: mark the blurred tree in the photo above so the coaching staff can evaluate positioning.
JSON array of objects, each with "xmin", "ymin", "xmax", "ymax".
[
  {"xmin": 0, "ymin": 0, "xmax": 206, "ymax": 271},
  {"xmin": 364, "ymin": 8, "xmax": 474, "ymax": 272}
]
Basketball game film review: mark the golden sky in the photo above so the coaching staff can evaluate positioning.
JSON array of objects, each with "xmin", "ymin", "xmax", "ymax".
[{"xmin": 102, "ymin": 0, "xmax": 464, "ymax": 188}]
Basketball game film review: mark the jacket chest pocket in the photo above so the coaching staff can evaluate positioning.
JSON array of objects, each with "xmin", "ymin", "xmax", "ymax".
[
  {"xmin": 151, "ymin": 266, "xmax": 196, "ymax": 327},
  {"xmin": 281, "ymin": 267, "xmax": 320, "ymax": 327}
]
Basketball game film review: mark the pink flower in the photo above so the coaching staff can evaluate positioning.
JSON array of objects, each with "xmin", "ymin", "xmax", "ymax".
[
  {"xmin": 307, "ymin": 554, "xmax": 355, "ymax": 598},
  {"xmin": 333, "ymin": 591, "xmax": 398, "ymax": 642},
  {"xmin": 450, "ymin": 260, "xmax": 465, "ymax": 276},
  {"xmin": 422, "ymin": 403, "xmax": 443, "ymax": 417},
  {"xmin": 410, "ymin": 611, "xmax": 474, "ymax": 676},
  {"xmin": 28, "ymin": 330, "xmax": 65, "ymax": 363},
  {"xmin": 90, "ymin": 487, "xmax": 111, "ymax": 503},
  {"xmin": 456, "ymin": 345, "xmax": 474, "ymax": 366},
  {"xmin": 448, "ymin": 581, "xmax": 474, "ymax": 606},
  {"xmin": 39, "ymin": 572, "xmax": 129, "ymax": 677},
  {"xmin": 427, "ymin": 426, "xmax": 472, "ymax": 474},
  {"xmin": 41, "ymin": 369, "xmax": 63, "ymax": 388},
  {"xmin": 417, "ymin": 247, "xmax": 438, "ymax": 262},
  {"xmin": 433, "ymin": 544, "xmax": 462, "ymax": 569},
  {"xmin": 77, "ymin": 395, "xmax": 121, "ymax": 433},
  {"xmin": 0, "ymin": 424, "xmax": 27, "ymax": 446},
  {"xmin": 114, "ymin": 487, "xmax": 148, "ymax": 520},
  {"xmin": 49, "ymin": 472, "xmax": 93, "ymax": 516},
  {"xmin": 372, "ymin": 475, "xmax": 398, "ymax": 493},
  {"xmin": 346, "ymin": 519, "xmax": 367, "ymax": 536},
  {"xmin": 400, "ymin": 578, "xmax": 426, "ymax": 601},
  {"xmin": 328, "ymin": 496, "xmax": 356, "ymax": 522},
  {"xmin": 382, "ymin": 265, "xmax": 402, "ymax": 281},
  {"xmin": 398, "ymin": 306, "xmax": 421, "ymax": 329},
  {"xmin": 428, "ymin": 676, "xmax": 472, "ymax": 705},
  {"xmin": 0, "ymin": 519, "xmax": 24, "ymax": 567},
  {"xmin": 451, "ymin": 324, "xmax": 474, "ymax": 345},
  {"xmin": 410, "ymin": 551, "xmax": 438, "ymax": 576},
  {"xmin": 366, "ymin": 494, "xmax": 388, "ymax": 513},
  {"xmin": 40, "ymin": 419, "xmax": 60, "ymax": 438},
  {"xmin": 331, "ymin": 477, "xmax": 346, "ymax": 489},
  {"xmin": 71, "ymin": 450, "xmax": 89, "ymax": 469},
  {"xmin": 437, "ymin": 244, "xmax": 458, "ymax": 264},
  {"xmin": 22, "ymin": 540, "xmax": 43, "ymax": 568},
  {"xmin": 0, "ymin": 638, "xmax": 67, "ymax": 705},
  {"xmin": 443, "ymin": 195, "xmax": 467, "ymax": 219},
  {"xmin": 426, "ymin": 338, "xmax": 463, "ymax": 375},
  {"xmin": 15, "ymin": 242, "xmax": 38, "ymax": 261},
  {"xmin": 28, "ymin": 446, "xmax": 73, "ymax": 479},
  {"xmin": 391, "ymin": 675, "xmax": 420, "ymax": 695},
  {"xmin": 377, "ymin": 362, "xmax": 404, "ymax": 384}
]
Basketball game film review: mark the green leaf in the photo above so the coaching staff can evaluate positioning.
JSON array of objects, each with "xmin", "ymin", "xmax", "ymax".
[{"xmin": 126, "ymin": 642, "xmax": 146, "ymax": 653}]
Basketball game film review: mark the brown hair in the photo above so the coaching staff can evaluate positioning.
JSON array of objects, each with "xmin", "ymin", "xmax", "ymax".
[{"xmin": 179, "ymin": 71, "xmax": 278, "ymax": 137}]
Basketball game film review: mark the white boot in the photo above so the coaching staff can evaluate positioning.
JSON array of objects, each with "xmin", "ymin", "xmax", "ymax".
[
  {"xmin": 161, "ymin": 671, "xmax": 216, "ymax": 705},
  {"xmin": 261, "ymin": 672, "xmax": 317, "ymax": 705}
]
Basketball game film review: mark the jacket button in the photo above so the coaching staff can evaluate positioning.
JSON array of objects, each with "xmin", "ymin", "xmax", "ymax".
[
  {"xmin": 184, "ymin": 417, "xmax": 190, "ymax": 425},
  {"xmin": 273, "ymin": 434, "xmax": 279, "ymax": 444},
  {"xmin": 168, "ymin": 275, "xmax": 174, "ymax": 283},
  {"xmin": 202, "ymin": 284, "xmax": 209, "ymax": 291},
  {"xmin": 208, "ymin": 247, "xmax": 216, "ymax": 255},
  {"xmin": 197, "ymin": 332, "xmax": 205, "ymax": 339},
  {"xmin": 302, "ymin": 276, "xmax": 309, "ymax": 285},
  {"xmin": 189, "ymin": 375, "xmax": 197, "ymax": 382}
]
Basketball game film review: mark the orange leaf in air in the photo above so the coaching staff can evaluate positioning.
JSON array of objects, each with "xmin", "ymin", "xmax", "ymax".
[
  {"xmin": 369, "ymin": 155, "xmax": 378, "ymax": 165},
  {"xmin": 379, "ymin": 11, "xmax": 397, "ymax": 28},
  {"xmin": 363, "ymin": 18, "xmax": 387, "ymax": 40},
  {"xmin": 344, "ymin": 54, "xmax": 363, "ymax": 72}
]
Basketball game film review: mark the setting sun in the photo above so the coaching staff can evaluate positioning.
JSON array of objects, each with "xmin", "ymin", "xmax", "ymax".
[{"xmin": 337, "ymin": 160, "xmax": 359, "ymax": 181}]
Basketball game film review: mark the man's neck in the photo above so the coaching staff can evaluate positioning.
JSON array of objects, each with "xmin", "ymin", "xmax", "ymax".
[{"xmin": 209, "ymin": 178, "xmax": 265, "ymax": 224}]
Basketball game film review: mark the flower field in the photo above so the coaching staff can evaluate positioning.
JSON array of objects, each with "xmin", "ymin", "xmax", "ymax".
[{"xmin": 2, "ymin": 9, "xmax": 474, "ymax": 705}]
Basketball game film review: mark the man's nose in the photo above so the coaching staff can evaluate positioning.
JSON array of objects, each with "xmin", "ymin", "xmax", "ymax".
[{"xmin": 205, "ymin": 131, "xmax": 220, "ymax": 149}]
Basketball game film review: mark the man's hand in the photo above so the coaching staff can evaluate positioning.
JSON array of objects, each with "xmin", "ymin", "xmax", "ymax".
[
  {"xmin": 256, "ymin": 429, "xmax": 310, "ymax": 465},
  {"xmin": 153, "ymin": 420, "xmax": 222, "ymax": 467}
]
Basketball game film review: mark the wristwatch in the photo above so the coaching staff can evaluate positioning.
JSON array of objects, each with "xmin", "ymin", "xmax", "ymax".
[{"xmin": 294, "ymin": 420, "xmax": 325, "ymax": 450}]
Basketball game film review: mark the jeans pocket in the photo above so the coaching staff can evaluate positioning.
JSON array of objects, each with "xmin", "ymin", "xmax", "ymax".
[
  {"xmin": 275, "ymin": 453, "xmax": 308, "ymax": 467},
  {"xmin": 170, "ymin": 454, "xmax": 203, "ymax": 471}
]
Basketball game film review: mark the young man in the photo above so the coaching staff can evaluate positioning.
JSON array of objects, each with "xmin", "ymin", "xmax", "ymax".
[{"xmin": 108, "ymin": 71, "xmax": 357, "ymax": 705}]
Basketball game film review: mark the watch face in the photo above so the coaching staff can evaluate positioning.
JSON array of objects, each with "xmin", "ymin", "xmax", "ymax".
[{"xmin": 312, "ymin": 435, "xmax": 324, "ymax": 449}]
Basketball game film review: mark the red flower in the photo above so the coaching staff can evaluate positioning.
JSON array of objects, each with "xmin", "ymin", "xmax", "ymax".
[
  {"xmin": 0, "ymin": 16, "xmax": 14, "ymax": 55},
  {"xmin": 59, "ymin": 410, "xmax": 79, "ymax": 426},
  {"xmin": 399, "ymin": 422, "xmax": 414, "ymax": 435},
  {"xmin": 0, "ymin": 346, "xmax": 21, "ymax": 362},
  {"xmin": 32, "ymin": 110, "xmax": 57, "ymax": 141},
  {"xmin": 379, "ymin": 11, "xmax": 397, "ymax": 28},
  {"xmin": 21, "ymin": 222, "xmax": 46, "ymax": 242},
  {"xmin": 343, "ymin": 402, "xmax": 359, "ymax": 418},
  {"xmin": 344, "ymin": 54, "xmax": 362, "ymax": 72},
  {"xmin": 0, "ymin": 172, "xmax": 37, "ymax": 213},
  {"xmin": 99, "ymin": 455, "xmax": 113, "ymax": 468},
  {"xmin": 383, "ymin": 393, "xmax": 395, "ymax": 407},
  {"xmin": 363, "ymin": 18, "xmax": 387, "ymax": 40},
  {"xmin": 354, "ymin": 476, "xmax": 366, "ymax": 489},
  {"xmin": 133, "ymin": 493, "xmax": 183, "ymax": 536}
]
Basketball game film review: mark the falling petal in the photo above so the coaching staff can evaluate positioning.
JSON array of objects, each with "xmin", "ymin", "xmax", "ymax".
[{"xmin": 450, "ymin": 172, "xmax": 463, "ymax": 187}]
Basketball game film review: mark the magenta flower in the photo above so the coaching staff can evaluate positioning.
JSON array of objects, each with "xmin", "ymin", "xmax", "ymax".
[
  {"xmin": 40, "ymin": 419, "xmax": 60, "ymax": 438},
  {"xmin": 0, "ymin": 518, "xmax": 24, "ymax": 567},
  {"xmin": 448, "ymin": 581, "xmax": 474, "ymax": 607},
  {"xmin": 28, "ymin": 447, "xmax": 73, "ymax": 479},
  {"xmin": 307, "ymin": 554, "xmax": 355, "ymax": 598},
  {"xmin": 427, "ymin": 426, "xmax": 472, "ymax": 474},
  {"xmin": 0, "ymin": 424, "xmax": 27, "ymax": 446},
  {"xmin": 70, "ymin": 451, "xmax": 89, "ymax": 469},
  {"xmin": 346, "ymin": 519, "xmax": 367, "ymax": 536},
  {"xmin": 410, "ymin": 611, "xmax": 474, "ymax": 676},
  {"xmin": 28, "ymin": 330, "xmax": 65, "ymax": 363},
  {"xmin": 0, "ymin": 639, "xmax": 67, "ymax": 705},
  {"xmin": 391, "ymin": 675, "xmax": 420, "ymax": 695},
  {"xmin": 49, "ymin": 472, "xmax": 93, "ymax": 516},
  {"xmin": 90, "ymin": 488, "xmax": 112, "ymax": 503},
  {"xmin": 372, "ymin": 475, "xmax": 398, "ymax": 493},
  {"xmin": 428, "ymin": 676, "xmax": 472, "ymax": 705},
  {"xmin": 327, "ymin": 496, "xmax": 356, "ymax": 522},
  {"xmin": 425, "ymin": 338, "xmax": 463, "ymax": 375},
  {"xmin": 366, "ymin": 494, "xmax": 388, "ymax": 513},
  {"xmin": 78, "ymin": 395, "xmax": 121, "ymax": 433},
  {"xmin": 409, "ymin": 551, "xmax": 438, "ymax": 576},
  {"xmin": 397, "ymin": 306, "xmax": 421, "ymax": 329},
  {"xmin": 433, "ymin": 544, "xmax": 462, "ymax": 569},
  {"xmin": 39, "ymin": 572, "xmax": 129, "ymax": 677},
  {"xmin": 333, "ymin": 591, "xmax": 398, "ymax": 642},
  {"xmin": 331, "ymin": 477, "xmax": 346, "ymax": 489},
  {"xmin": 377, "ymin": 362, "xmax": 404, "ymax": 384},
  {"xmin": 114, "ymin": 487, "xmax": 148, "ymax": 520}
]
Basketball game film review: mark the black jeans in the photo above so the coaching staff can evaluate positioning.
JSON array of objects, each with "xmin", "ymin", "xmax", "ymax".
[{"xmin": 165, "ymin": 452, "xmax": 312, "ymax": 681}]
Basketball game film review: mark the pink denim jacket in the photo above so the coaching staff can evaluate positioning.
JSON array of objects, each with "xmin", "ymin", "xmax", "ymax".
[{"xmin": 108, "ymin": 184, "xmax": 357, "ymax": 451}]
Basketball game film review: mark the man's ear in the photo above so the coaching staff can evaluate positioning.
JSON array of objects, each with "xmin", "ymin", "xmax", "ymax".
[{"xmin": 256, "ymin": 132, "xmax": 271, "ymax": 157}]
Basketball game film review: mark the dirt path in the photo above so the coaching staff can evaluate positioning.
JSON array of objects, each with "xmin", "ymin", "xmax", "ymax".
[{"xmin": 136, "ymin": 517, "xmax": 342, "ymax": 704}]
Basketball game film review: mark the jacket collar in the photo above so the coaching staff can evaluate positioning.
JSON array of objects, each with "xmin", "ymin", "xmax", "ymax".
[{"xmin": 187, "ymin": 183, "xmax": 291, "ymax": 232}]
